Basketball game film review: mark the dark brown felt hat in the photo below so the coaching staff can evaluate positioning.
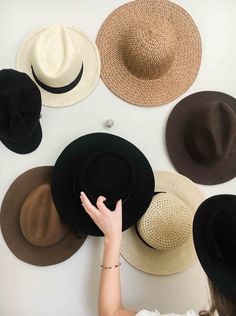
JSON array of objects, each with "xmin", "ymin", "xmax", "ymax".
[
  {"xmin": 0, "ymin": 166, "xmax": 86, "ymax": 266},
  {"xmin": 166, "ymin": 91, "xmax": 236, "ymax": 185}
]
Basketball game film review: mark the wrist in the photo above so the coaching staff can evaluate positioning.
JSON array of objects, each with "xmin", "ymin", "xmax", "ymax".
[{"xmin": 104, "ymin": 234, "xmax": 122, "ymax": 245}]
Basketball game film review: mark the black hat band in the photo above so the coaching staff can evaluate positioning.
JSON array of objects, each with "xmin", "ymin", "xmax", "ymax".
[{"xmin": 31, "ymin": 63, "xmax": 84, "ymax": 94}]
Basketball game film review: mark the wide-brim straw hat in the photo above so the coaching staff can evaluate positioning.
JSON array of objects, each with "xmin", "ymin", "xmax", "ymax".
[
  {"xmin": 96, "ymin": 0, "xmax": 202, "ymax": 107},
  {"xmin": 121, "ymin": 171, "xmax": 204, "ymax": 275},
  {"xmin": 0, "ymin": 166, "xmax": 87, "ymax": 266},
  {"xmin": 16, "ymin": 24, "xmax": 101, "ymax": 107}
]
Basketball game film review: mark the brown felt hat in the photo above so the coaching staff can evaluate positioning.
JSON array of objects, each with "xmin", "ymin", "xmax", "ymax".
[
  {"xmin": 166, "ymin": 91, "xmax": 236, "ymax": 185},
  {"xmin": 96, "ymin": 0, "xmax": 202, "ymax": 107},
  {"xmin": 0, "ymin": 166, "xmax": 86, "ymax": 266}
]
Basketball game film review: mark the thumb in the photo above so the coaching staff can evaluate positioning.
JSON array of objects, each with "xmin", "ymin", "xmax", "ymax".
[{"xmin": 115, "ymin": 199, "xmax": 122, "ymax": 212}]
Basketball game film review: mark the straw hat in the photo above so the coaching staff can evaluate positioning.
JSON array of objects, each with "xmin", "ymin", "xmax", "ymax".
[
  {"xmin": 96, "ymin": 0, "xmax": 202, "ymax": 107},
  {"xmin": 0, "ymin": 167, "xmax": 87, "ymax": 266},
  {"xmin": 16, "ymin": 24, "xmax": 101, "ymax": 107},
  {"xmin": 121, "ymin": 171, "xmax": 204, "ymax": 275},
  {"xmin": 166, "ymin": 91, "xmax": 236, "ymax": 185}
]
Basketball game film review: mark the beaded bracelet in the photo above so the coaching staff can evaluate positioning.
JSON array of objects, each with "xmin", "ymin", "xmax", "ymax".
[{"xmin": 100, "ymin": 262, "xmax": 121, "ymax": 270}]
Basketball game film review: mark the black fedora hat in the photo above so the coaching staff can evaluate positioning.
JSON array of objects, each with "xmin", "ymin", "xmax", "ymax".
[
  {"xmin": 166, "ymin": 91, "xmax": 236, "ymax": 185},
  {"xmin": 0, "ymin": 69, "xmax": 42, "ymax": 154},
  {"xmin": 51, "ymin": 133, "xmax": 155, "ymax": 236},
  {"xmin": 193, "ymin": 195, "xmax": 236, "ymax": 302}
]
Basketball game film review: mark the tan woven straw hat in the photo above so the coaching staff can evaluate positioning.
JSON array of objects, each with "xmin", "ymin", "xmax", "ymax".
[
  {"xmin": 16, "ymin": 24, "xmax": 101, "ymax": 107},
  {"xmin": 121, "ymin": 171, "xmax": 204, "ymax": 275},
  {"xmin": 96, "ymin": 0, "xmax": 202, "ymax": 107}
]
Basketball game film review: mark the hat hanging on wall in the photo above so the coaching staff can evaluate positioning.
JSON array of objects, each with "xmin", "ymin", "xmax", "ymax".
[
  {"xmin": 51, "ymin": 133, "xmax": 155, "ymax": 236},
  {"xmin": 193, "ymin": 195, "xmax": 236, "ymax": 302},
  {"xmin": 16, "ymin": 24, "xmax": 101, "ymax": 107},
  {"xmin": 121, "ymin": 171, "xmax": 204, "ymax": 275},
  {"xmin": 96, "ymin": 0, "xmax": 202, "ymax": 107},
  {"xmin": 166, "ymin": 91, "xmax": 236, "ymax": 185},
  {"xmin": 0, "ymin": 167, "xmax": 86, "ymax": 266},
  {"xmin": 0, "ymin": 69, "xmax": 42, "ymax": 154}
]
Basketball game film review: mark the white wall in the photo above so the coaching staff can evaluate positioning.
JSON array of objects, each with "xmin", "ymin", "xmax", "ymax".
[{"xmin": 0, "ymin": 0, "xmax": 236, "ymax": 315}]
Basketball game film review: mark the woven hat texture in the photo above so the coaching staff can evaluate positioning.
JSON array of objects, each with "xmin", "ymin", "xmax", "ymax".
[
  {"xmin": 97, "ymin": 0, "xmax": 202, "ymax": 106},
  {"xmin": 17, "ymin": 24, "xmax": 101, "ymax": 107},
  {"xmin": 121, "ymin": 171, "xmax": 204, "ymax": 275}
]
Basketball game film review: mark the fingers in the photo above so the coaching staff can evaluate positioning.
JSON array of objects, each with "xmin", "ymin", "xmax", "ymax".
[
  {"xmin": 96, "ymin": 196, "xmax": 110, "ymax": 213},
  {"xmin": 81, "ymin": 192, "xmax": 122, "ymax": 217},
  {"xmin": 80, "ymin": 192, "xmax": 100, "ymax": 218}
]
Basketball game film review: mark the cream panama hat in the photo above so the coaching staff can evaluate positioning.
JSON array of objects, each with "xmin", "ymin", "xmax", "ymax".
[
  {"xmin": 121, "ymin": 171, "xmax": 204, "ymax": 275},
  {"xmin": 16, "ymin": 24, "xmax": 101, "ymax": 107}
]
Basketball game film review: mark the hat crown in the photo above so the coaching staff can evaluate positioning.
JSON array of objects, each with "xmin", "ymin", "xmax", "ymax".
[
  {"xmin": 74, "ymin": 150, "xmax": 134, "ymax": 207},
  {"xmin": 185, "ymin": 101, "xmax": 236, "ymax": 165},
  {"xmin": 137, "ymin": 193, "xmax": 193, "ymax": 250},
  {"xmin": 0, "ymin": 69, "xmax": 41, "ymax": 141},
  {"xmin": 123, "ymin": 21, "xmax": 177, "ymax": 79},
  {"xmin": 32, "ymin": 25, "xmax": 83, "ymax": 88},
  {"xmin": 209, "ymin": 203, "xmax": 236, "ymax": 266},
  {"xmin": 20, "ymin": 183, "xmax": 70, "ymax": 247}
]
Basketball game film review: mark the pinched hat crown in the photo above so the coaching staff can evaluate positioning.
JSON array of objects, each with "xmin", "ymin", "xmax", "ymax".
[
  {"xmin": 185, "ymin": 101, "xmax": 236, "ymax": 165},
  {"xmin": 122, "ymin": 20, "xmax": 177, "ymax": 80},
  {"xmin": 20, "ymin": 183, "xmax": 70, "ymax": 247},
  {"xmin": 31, "ymin": 25, "xmax": 83, "ymax": 89},
  {"xmin": 137, "ymin": 193, "xmax": 193, "ymax": 250}
]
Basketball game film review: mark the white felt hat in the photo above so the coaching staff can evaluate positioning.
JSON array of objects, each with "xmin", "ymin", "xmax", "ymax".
[
  {"xmin": 121, "ymin": 171, "xmax": 205, "ymax": 275},
  {"xmin": 16, "ymin": 24, "xmax": 101, "ymax": 107}
]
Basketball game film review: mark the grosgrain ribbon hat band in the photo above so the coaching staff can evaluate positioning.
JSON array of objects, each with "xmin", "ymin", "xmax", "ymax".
[{"xmin": 31, "ymin": 64, "xmax": 84, "ymax": 94}]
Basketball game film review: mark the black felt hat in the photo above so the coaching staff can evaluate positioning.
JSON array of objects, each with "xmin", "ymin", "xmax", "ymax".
[
  {"xmin": 0, "ymin": 69, "xmax": 42, "ymax": 154},
  {"xmin": 166, "ymin": 91, "xmax": 236, "ymax": 185},
  {"xmin": 193, "ymin": 195, "xmax": 236, "ymax": 302},
  {"xmin": 51, "ymin": 133, "xmax": 155, "ymax": 236}
]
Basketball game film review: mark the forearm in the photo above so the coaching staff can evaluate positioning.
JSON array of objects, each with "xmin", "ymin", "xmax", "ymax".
[
  {"xmin": 80, "ymin": 193, "xmax": 136, "ymax": 316},
  {"xmin": 99, "ymin": 237, "xmax": 123, "ymax": 316}
]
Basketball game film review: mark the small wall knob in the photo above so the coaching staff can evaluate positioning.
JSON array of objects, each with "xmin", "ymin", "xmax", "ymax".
[{"xmin": 104, "ymin": 119, "xmax": 114, "ymax": 128}]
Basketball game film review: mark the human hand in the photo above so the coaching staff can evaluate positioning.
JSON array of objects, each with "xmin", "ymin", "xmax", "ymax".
[{"xmin": 80, "ymin": 192, "xmax": 122, "ymax": 241}]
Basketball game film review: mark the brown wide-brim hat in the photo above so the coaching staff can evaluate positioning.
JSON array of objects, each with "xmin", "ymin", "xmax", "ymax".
[
  {"xmin": 96, "ymin": 0, "xmax": 202, "ymax": 107},
  {"xmin": 166, "ymin": 91, "xmax": 236, "ymax": 185},
  {"xmin": 0, "ymin": 166, "xmax": 87, "ymax": 266}
]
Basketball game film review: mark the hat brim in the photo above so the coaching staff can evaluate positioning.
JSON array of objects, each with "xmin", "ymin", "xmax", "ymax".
[
  {"xmin": 0, "ymin": 166, "xmax": 86, "ymax": 266},
  {"xmin": 1, "ymin": 123, "xmax": 42, "ymax": 154},
  {"xmin": 121, "ymin": 171, "xmax": 204, "ymax": 275},
  {"xmin": 96, "ymin": 0, "xmax": 201, "ymax": 107},
  {"xmin": 193, "ymin": 195, "xmax": 236, "ymax": 301},
  {"xmin": 51, "ymin": 133, "xmax": 155, "ymax": 236},
  {"xmin": 16, "ymin": 25, "xmax": 101, "ymax": 108},
  {"xmin": 166, "ymin": 91, "xmax": 236, "ymax": 185}
]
